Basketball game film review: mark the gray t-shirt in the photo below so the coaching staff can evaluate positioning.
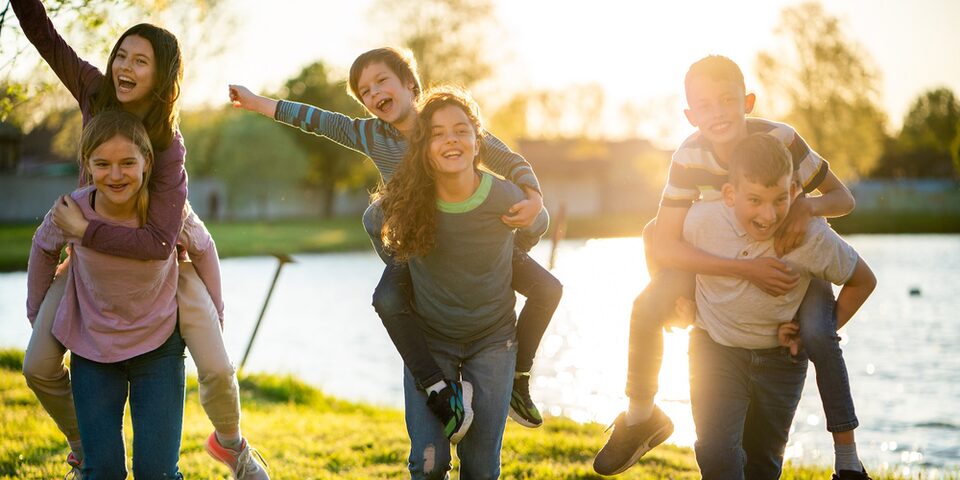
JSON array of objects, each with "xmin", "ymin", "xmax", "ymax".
[
  {"xmin": 410, "ymin": 172, "xmax": 549, "ymax": 342},
  {"xmin": 683, "ymin": 201, "xmax": 859, "ymax": 349}
]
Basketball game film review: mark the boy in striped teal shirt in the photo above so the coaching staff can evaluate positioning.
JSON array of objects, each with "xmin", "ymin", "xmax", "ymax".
[{"xmin": 230, "ymin": 47, "xmax": 561, "ymax": 438}]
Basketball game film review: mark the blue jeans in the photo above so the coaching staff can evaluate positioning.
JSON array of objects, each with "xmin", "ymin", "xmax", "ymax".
[
  {"xmin": 796, "ymin": 278, "xmax": 858, "ymax": 432},
  {"xmin": 627, "ymin": 270, "xmax": 857, "ymax": 433},
  {"xmin": 71, "ymin": 327, "xmax": 186, "ymax": 480},
  {"xmin": 689, "ymin": 328, "xmax": 807, "ymax": 480},
  {"xmin": 403, "ymin": 322, "xmax": 517, "ymax": 480},
  {"xmin": 366, "ymin": 201, "xmax": 561, "ymax": 387}
]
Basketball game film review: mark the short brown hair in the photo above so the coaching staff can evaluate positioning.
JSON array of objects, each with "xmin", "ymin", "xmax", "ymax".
[
  {"xmin": 348, "ymin": 47, "xmax": 423, "ymax": 104},
  {"xmin": 729, "ymin": 133, "xmax": 793, "ymax": 187},
  {"xmin": 685, "ymin": 55, "xmax": 745, "ymax": 97}
]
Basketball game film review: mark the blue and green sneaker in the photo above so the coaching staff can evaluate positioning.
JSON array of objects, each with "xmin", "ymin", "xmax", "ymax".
[
  {"xmin": 426, "ymin": 380, "xmax": 474, "ymax": 444},
  {"xmin": 509, "ymin": 373, "xmax": 544, "ymax": 428}
]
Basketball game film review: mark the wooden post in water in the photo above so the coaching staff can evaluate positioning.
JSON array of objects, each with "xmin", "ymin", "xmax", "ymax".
[
  {"xmin": 548, "ymin": 203, "xmax": 567, "ymax": 270},
  {"xmin": 240, "ymin": 253, "xmax": 294, "ymax": 371}
]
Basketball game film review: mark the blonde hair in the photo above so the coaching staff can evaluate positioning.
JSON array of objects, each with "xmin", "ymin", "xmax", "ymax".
[{"xmin": 80, "ymin": 110, "xmax": 154, "ymax": 225}]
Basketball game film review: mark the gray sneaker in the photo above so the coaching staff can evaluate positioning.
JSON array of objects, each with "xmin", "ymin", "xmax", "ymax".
[{"xmin": 593, "ymin": 406, "xmax": 674, "ymax": 475}]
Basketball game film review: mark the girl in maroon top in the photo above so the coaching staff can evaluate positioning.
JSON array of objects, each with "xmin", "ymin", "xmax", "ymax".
[{"xmin": 13, "ymin": 1, "xmax": 268, "ymax": 477}]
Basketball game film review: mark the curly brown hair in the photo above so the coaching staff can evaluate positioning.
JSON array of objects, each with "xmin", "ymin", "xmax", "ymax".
[{"xmin": 376, "ymin": 87, "xmax": 485, "ymax": 262}]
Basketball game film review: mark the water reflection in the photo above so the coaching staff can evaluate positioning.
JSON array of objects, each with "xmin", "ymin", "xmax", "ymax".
[{"xmin": 1, "ymin": 235, "xmax": 958, "ymax": 475}]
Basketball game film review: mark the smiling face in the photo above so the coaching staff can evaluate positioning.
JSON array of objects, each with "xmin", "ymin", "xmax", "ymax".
[
  {"xmin": 723, "ymin": 172, "xmax": 795, "ymax": 241},
  {"xmin": 356, "ymin": 61, "xmax": 418, "ymax": 129},
  {"xmin": 427, "ymin": 104, "xmax": 479, "ymax": 177},
  {"xmin": 684, "ymin": 75, "xmax": 755, "ymax": 150},
  {"xmin": 88, "ymin": 134, "xmax": 147, "ymax": 214},
  {"xmin": 110, "ymin": 34, "xmax": 157, "ymax": 116}
]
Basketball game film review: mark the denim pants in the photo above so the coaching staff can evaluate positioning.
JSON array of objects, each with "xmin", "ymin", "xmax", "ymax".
[
  {"xmin": 689, "ymin": 328, "xmax": 808, "ymax": 480},
  {"xmin": 403, "ymin": 322, "xmax": 517, "ymax": 480},
  {"xmin": 71, "ymin": 327, "xmax": 186, "ymax": 480},
  {"xmin": 626, "ymin": 269, "xmax": 858, "ymax": 432},
  {"xmin": 365, "ymin": 201, "xmax": 561, "ymax": 388}
]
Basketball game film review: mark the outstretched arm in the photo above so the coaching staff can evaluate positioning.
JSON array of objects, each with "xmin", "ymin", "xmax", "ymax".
[{"xmin": 229, "ymin": 84, "xmax": 279, "ymax": 118}]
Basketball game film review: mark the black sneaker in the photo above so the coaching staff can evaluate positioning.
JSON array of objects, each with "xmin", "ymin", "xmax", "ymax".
[
  {"xmin": 426, "ymin": 380, "xmax": 474, "ymax": 444},
  {"xmin": 833, "ymin": 468, "xmax": 872, "ymax": 480},
  {"xmin": 593, "ymin": 406, "xmax": 674, "ymax": 476},
  {"xmin": 509, "ymin": 374, "xmax": 544, "ymax": 428}
]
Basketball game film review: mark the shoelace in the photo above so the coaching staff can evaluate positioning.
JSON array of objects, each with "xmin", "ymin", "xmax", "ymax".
[
  {"xmin": 63, "ymin": 465, "xmax": 82, "ymax": 480},
  {"xmin": 235, "ymin": 445, "xmax": 269, "ymax": 478}
]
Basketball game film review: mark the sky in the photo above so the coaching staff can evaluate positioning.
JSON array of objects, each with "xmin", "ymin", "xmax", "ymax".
[{"xmin": 7, "ymin": 0, "xmax": 960, "ymax": 147}]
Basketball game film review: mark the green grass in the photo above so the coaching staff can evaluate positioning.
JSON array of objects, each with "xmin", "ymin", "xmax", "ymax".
[{"xmin": 1, "ymin": 349, "xmax": 949, "ymax": 479}]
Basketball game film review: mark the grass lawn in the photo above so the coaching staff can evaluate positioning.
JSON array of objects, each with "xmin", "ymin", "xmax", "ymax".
[{"xmin": 0, "ymin": 349, "xmax": 940, "ymax": 479}]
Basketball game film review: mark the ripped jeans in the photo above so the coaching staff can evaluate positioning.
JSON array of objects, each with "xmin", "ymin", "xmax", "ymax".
[{"xmin": 403, "ymin": 321, "xmax": 517, "ymax": 480}]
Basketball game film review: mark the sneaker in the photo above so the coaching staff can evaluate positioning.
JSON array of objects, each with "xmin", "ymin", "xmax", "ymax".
[
  {"xmin": 426, "ymin": 380, "xmax": 474, "ymax": 444},
  {"xmin": 593, "ymin": 406, "xmax": 674, "ymax": 476},
  {"xmin": 508, "ymin": 374, "xmax": 543, "ymax": 428},
  {"xmin": 833, "ymin": 468, "xmax": 872, "ymax": 480},
  {"xmin": 204, "ymin": 432, "xmax": 270, "ymax": 480},
  {"xmin": 63, "ymin": 452, "xmax": 83, "ymax": 480}
]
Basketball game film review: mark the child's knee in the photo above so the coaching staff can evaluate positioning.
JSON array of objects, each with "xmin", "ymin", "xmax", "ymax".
[
  {"xmin": 409, "ymin": 443, "xmax": 450, "ymax": 480},
  {"xmin": 531, "ymin": 276, "xmax": 563, "ymax": 308},
  {"xmin": 197, "ymin": 362, "xmax": 237, "ymax": 389},
  {"xmin": 22, "ymin": 354, "xmax": 65, "ymax": 388},
  {"xmin": 362, "ymin": 202, "xmax": 384, "ymax": 239},
  {"xmin": 372, "ymin": 280, "xmax": 409, "ymax": 318}
]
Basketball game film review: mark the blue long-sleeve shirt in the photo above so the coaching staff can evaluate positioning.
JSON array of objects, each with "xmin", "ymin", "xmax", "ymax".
[{"xmin": 274, "ymin": 100, "xmax": 542, "ymax": 193}]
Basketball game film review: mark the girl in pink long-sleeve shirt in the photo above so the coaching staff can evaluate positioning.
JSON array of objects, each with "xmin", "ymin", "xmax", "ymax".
[
  {"xmin": 13, "ymin": 1, "xmax": 267, "ymax": 477},
  {"xmin": 28, "ymin": 110, "xmax": 189, "ymax": 478}
]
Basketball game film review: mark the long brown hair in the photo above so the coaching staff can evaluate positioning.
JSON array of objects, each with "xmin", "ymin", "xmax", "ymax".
[
  {"xmin": 80, "ymin": 110, "xmax": 155, "ymax": 226},
  {"xmin": 91, "ymin": 23, "xmax": 183, "ymax": 151},
  {"xmin": 376, "ymin": 87, "xmax": 484, "ymax": 262}
]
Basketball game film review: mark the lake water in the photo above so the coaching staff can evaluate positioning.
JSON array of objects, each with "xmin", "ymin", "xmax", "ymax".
[{"xmin": 1, "ymin": 235, "xmax": 958, "ymax": 477}]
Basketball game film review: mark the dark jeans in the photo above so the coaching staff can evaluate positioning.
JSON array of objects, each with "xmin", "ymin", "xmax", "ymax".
[
  {"xmin": 364, "ymin": 201, "xmax": 562, "ymax": 389},
  {"xmin": 71, "ymin": 327, "xmax": 186, "ymax": 480},
  {"xmin": 689, "ymin": 328, "xmax": 807, "ymax": 480},
  {"xmin": 626, "ymin": 269, "xmax": 858, "ymax": 432}
]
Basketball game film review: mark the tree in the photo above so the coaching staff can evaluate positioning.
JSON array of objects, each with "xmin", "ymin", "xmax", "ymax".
[
  {"xmin": 871, "ymin": 88, "xmax": 959, "ymax": 178},
  {"xmin": 756, "ymin": 2, "xmax": 888, "ymax": 180},
  {"xmin": 1, "ymin": 0, "xmax": 231, "ymax": 124},
  {"xmin": 182, "ymin": 109, "xmax": 309, "ymax": 220},
  {"xmin": 370, "ymin": 0, "xmax": 499, "ymax": 90},
  {"xmin": 281, "ymin": 61, "xmax": 378, "ymax": 218}
]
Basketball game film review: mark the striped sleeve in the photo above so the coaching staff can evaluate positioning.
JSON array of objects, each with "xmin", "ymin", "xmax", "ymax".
[
  {"xmin": 761, "ymin": 120, "xmax": 829, "ymax": 194},
  {"xmin": 479, "ymin": 131, "xmax": 542, "ymax": 194},
  {"xmin": 274, "ymin": 100, "xmax": 377, "ymax": 157},
  {"xmin": 659, "ymin": 147, "xmax": 705, "ymax": 208}
]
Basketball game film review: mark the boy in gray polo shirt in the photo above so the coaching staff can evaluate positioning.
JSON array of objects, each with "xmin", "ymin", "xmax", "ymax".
[{"xmin": 683, "ymin": 133, "xmax": 876, "ymax": 479}]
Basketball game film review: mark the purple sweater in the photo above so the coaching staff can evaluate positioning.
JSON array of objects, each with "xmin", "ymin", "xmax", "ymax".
[{"xmin": 13, "ymin": 0, "xmax": 187, "ymax": 261}]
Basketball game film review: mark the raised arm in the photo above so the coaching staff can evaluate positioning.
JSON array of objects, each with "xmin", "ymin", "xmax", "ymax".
[
  {"xmin": 77, "ymin": 132, "xmax": 187, "ymax": 260},
  {"xmin": 26, "ymin": 206, "xmax": 68, "ymax": 325},
  {"xmin": 835, "ymin": 257, "xmax": 876, "ymax": 330},
  {"xmin": 11, "ymin": 0, "xmax": 103, "ymax": 109}
]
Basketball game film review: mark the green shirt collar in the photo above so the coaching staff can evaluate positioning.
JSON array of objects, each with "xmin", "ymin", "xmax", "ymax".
[{"xmin": 437, "ymin": 172, "xmax": 492, "ymax": 213}]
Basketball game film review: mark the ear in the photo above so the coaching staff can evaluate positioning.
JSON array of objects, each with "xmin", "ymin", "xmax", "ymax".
[
  {"xmin": 722, "ymin": 182, "xmax": 736, "ymax": 207},
  {"xmin": 790, "ymin": 178, "xmax": 799, "ymax": 199},
  {"xmin": 744, "ymin": 93, "xmax": 756, "ymax": 114},
  {"xmin": 683, "ymin": 108, "xmax": 698, "ymax": 127}
]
